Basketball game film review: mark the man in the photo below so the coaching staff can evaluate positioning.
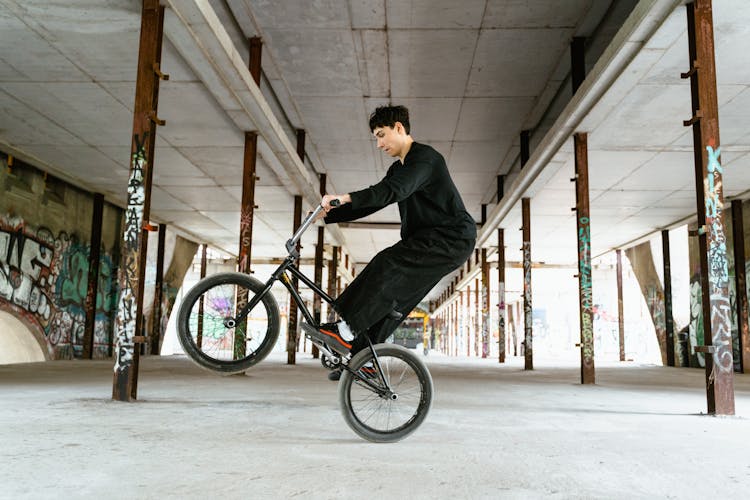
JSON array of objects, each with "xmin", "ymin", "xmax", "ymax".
[{"xmin": 309, "ymin": 105, "xmax": 476, "ymax": 380}]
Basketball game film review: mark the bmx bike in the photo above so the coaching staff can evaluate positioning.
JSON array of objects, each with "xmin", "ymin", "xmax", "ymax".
[{"xmin": 176, "ymin": 202, "xmax": 433, "ymax": 442}]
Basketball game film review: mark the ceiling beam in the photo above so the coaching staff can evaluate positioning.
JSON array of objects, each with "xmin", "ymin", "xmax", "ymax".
[{"xmin": 163, "ymin": 0, "xmax": 349, "ymax": 251}]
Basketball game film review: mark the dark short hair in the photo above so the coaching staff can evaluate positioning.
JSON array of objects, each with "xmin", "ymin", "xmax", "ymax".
[{"xmin": 369, "ymin": 105, "xmax": 410, "ymax": 134}]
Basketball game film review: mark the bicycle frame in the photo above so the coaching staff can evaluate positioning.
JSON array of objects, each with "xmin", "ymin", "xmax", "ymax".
[
  {"xmin": 229, "ymin": 202, "xmax": 392, "ymax": 393},
  {"xmin": 231, "ymin": 204, "xmax": 334, "ymax": 327}
]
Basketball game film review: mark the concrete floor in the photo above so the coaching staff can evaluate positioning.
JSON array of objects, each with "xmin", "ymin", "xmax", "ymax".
[{"xmin": 1, "ymin": 351, "xmax": 749, "ymax": 499}]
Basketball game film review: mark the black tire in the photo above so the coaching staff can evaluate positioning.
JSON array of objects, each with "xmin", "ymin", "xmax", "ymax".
[
  {"xmin": 177, "ymin": 272, "xmax": 280, "ymax": 374},
  {"xmin": 338, "ymin": 344, "xmax": 433, "ymax": 443}
]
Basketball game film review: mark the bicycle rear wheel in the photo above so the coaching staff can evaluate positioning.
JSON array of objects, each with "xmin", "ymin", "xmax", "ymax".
[
  {"xmin": 177, "ymin": 272, "xmax": 280, "ymax": 374},
  {"xmin": 338, "ymin": 344, "xmax": 433, "ymax": 443}
]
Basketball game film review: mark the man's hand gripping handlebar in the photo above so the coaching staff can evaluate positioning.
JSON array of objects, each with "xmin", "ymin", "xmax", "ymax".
[{"xmin": 285, "ymin": 199, "xmax": 340, "ymax": 257}]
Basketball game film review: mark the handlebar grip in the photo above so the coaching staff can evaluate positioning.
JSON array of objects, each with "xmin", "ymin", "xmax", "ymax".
[{"xmin": 330, "ymin": 199, "xmax": 341, "ymax": 207}]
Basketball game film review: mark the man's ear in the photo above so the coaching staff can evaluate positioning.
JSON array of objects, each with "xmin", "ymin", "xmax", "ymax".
[{"xmin": 394, "ymin": 122, "xmax": 405, "ymax": 135}]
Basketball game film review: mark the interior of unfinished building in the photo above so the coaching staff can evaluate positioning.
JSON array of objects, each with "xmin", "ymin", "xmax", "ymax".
[{"xmin": 1, "ymin": 0, "xmax": 749, "ymax": 497}]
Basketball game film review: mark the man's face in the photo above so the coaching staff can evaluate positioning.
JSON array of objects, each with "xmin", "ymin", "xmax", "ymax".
[{"xmin": 372, "ymin": 123, "xmax": 405, "ymax": 157}]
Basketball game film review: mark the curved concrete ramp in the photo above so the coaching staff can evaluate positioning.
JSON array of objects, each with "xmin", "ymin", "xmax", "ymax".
[{"xmin": 0, "ymin": 311, "xmax": 47, "ymax": 364}]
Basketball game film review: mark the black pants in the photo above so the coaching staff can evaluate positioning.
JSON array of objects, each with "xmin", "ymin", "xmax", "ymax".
[{"xmin": 334, "ymin": 228, "xmax": 475, "ymax": 354}]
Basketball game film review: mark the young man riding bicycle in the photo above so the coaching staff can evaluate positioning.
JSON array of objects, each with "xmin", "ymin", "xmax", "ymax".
[{"xmin": 309, "ymin": 105, "xmax": 477, "ymax": 380}]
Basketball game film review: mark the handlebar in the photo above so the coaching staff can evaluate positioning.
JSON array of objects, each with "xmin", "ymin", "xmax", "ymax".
[{"xmin": 285, "ymin": 199, "xmax": 340, "ymax": 256}]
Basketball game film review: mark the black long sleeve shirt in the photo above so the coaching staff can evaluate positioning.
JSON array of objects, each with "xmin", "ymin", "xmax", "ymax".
[{"xmin": 325, "ymin": 142, "xmax": 476, "ymax": 241}]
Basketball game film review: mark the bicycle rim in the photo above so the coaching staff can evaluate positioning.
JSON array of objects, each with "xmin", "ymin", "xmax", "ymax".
[
  {"xmin": 340, "ymin": 345, "xmax": 432, "ymax": 442},
  {"xmin": 181, "ymin": 274, "xmax": 277, "ymax": 371}
]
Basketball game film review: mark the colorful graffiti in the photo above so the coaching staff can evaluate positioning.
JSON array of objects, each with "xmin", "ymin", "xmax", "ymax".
[
  {"xmin": 523, "ymin": 241, "xmax": 533, "ymax": 364},
  {"xmin": 0, "ymin": 216, "xmax": 116, "ymax": 358},
  {"xmin": 578, "ymin": 216, "xmax": 594, "ymax": 371},
  {"xmin": 497, "ymin": 280, "xmax": 506, "ymax": 361},
  {"xmin": 703, "ymin": 145, "xmax": 733, "ymax": 374},
  {"xmin": 114, "ymin": 132, "xmax": 148, "ymax": 375},
  {"xmin": 481, "ymin": 279, "xmax": 489, "ymax": 358}
]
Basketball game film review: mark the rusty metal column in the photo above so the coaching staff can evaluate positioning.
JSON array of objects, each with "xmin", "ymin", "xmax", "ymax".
[
  {"xmin": 522, "ymin": 197, "xmax": 533, "ymax": 370},
  {"xmin": 732, "ymin": 200, "xmax": 749, "ymax": 373},
  {"xmin": 83, "ymin": 193, "xmax": 104, "ymax": 359},
  {"xmin": 473, "ymin": 278, "xmax": 480, "ymax": 356},
  {"xmin": 662, "ymin": 230, "xmax": 676, "ymax": 366},
  {"xmin": 571, "ymin": 37, "xmax": 586, "ymax": 94},
  {"xmin": 481, "ymin": 248, "xmax": 489, "ymax": 358},
  {"xmin": 233, "ymin": 38, "xmax": 262, "ymax": 362},
  {"xmin": 197, "ymin": 244, "xmax": 207, "ymax": 349},
  {"xmin": 684, "ymin": 0, "xmax": 734, "ymax": 414},
  {"xmin": 287, "ymin": 195, "xmax": 303, "ymax": 364},
  {"xmin": 149, "ymin": 223, "xmax": 166, "ymax": 355},
  {"xmin": 237, "ymin": 37, "xmax": 261, "ymax": 274},
  {"xmin": 498, "ymin": 228, "xmax": 506, "ymax": 363},
  {"xmin": 327, "ymin": 246, "xmax": 339, "ymax": 322},
  {"xmin": 616, "ymin": 249, "xmax": 626, "ymax": 361},
  {"xmin": 574, "ymin": 133, "xmax": 594, "ymax": 384},
  {"xmin": 113, "ymin": 1, "xmax": 166, "ymax": 401},
  {"xmin": 312, "ymin": 173, "xmax": 326, "ymax": 359}
]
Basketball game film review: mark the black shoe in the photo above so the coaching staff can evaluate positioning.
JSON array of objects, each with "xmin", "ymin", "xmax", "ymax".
[
  {"xmin": 302, "ymin": 322, "xmax": 352, "ymax": 355},
  {"xmin": 328, "ymin": 369, "xmax": 342, "ymax": 381}
]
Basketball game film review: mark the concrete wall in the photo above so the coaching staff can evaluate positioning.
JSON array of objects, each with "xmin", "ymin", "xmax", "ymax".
[{"xmin": 0, "ymin": 154, "xmax": 123, "ymax": 360}]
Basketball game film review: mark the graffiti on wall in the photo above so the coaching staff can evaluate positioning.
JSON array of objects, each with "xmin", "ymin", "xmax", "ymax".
[
  {"xmin": 523, "ymin": 241, "xmax": 533, "ymax": 360},
  {"xmin": 703, "ymin": 145, "xmax": 734, "ymax": 374},
  {"xmin": 113, "ymin": 132, "xmax": 147, "ymax": 374},
  {"xmin": 578, "ymin": 216, "xmax": 594, "ymax": 369},
  {"xmin": 0, "ymin": 217, "xmax": 116, "ymax": 358}
]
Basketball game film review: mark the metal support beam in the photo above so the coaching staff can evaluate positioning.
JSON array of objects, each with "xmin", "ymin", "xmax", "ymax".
[
  {"xmin": 83, "ymin": 193, "xmax": 104, "ymax": 359},
  {"xmin": 238, "ymin": 132, "xmax": 258, "ymax": 274},
  {"xmin": 287, "ymin": 195, "xmax": 303, "ymax": 365},
  {"xmin": 327, "ymin": 246, "xmax": 339, "ymax": 323},
  {"xmin": 312, "ymin": 173, "xmax": 326, "ymax": 359},
  {"xmin": 662, "ymin": 230, "xmax": 675, "ymax": 366},
  {"xmin": 616, "ymin": 249, "xmax": 626, "ymax": 362},
  {"xmin": 497, "ymin": 228, "xmax": 506, "ymax": 363},
  {"xmin": 481, "ymin": 248, "xmax": 489, "ymax": 358},
  {"xmin": 235, "ymin": 128, "xmax": 258, "ymax": 362},
  {"xmin": 522, "ymin": 197, "xmax": 533, "ymax": 370},
  {"xmin": 197, "ymin": 244, "xmax": 207, "ymax": 349},
  {"xmin": 574, "ymin": 132, "xmax": 595, "ymax": 384},
  {"xmin": 732, "ymin": 200, "xmax": 749, "ymax": 373},
  {"xmin": 520, "ymin": 131, "xmax": 530, "ymax": 168},
  {"xmin": 150, "ymin": 223, "xmax": 167, "ymax": 355},
  {"xmin": 113, "ymin": 1, "xmax": 165, "ymax": 401},
  {"xmin": 474, "ymin": 277, "xmax": 480, "ymax": 356},
  {"xmin": 571, "ymin": 36, "xmax": 587, "ymax": 94},
  {"xmin": 685, "ymin": 0, "xmax": 734, "ymax": 414},
  {"xmin": 238, "ymin": 37, "xmax": 261, "ymax": 274}
]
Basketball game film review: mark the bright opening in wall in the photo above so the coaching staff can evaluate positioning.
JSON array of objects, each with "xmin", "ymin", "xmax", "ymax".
[{"xmin": 0, "ymin": 311, "xmax": 48, "ymax": 364}]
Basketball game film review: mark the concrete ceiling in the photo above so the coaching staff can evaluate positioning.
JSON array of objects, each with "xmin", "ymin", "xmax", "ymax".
[{"xmin": 1, "ymin": 0, "xmax": 748, "ymax": 302}]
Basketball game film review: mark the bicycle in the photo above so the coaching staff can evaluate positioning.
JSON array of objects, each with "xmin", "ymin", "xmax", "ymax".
[{"xmin": 176, "ymin": 201, "xmax": 433, "ymax": 443}]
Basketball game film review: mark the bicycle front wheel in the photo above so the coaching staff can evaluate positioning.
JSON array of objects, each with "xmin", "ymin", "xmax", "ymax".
[
  {"xmin": 338, "ymin": 344, "xmax": 433, "ymax": 443},
  {"xmin": 177, "ymin": 272, "xmax": 280, "ymax": 374}
]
